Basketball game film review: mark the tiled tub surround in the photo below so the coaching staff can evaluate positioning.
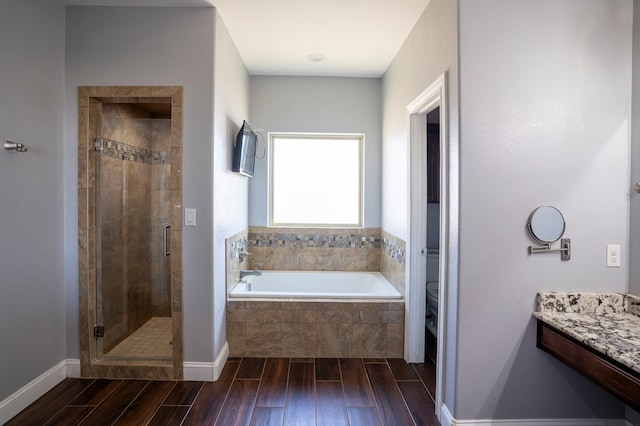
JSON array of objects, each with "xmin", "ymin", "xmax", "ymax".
[
  {"xmin": 381, "ymin": 230, "xmax": 406, "ymax": 295},
  {"xmin": 225, "ymin": 228, "xmax": 407, "ymax": 358},
  {"xmin": 247, "ymin": 226, "xmax": 382, "ymax": 271},
  {"xmin": 533, "ymin": 292, "xmax": 640, "ymax": 373},
  {"xmin": 226, "ymin": 229, "xmax": 250, "ymax": 293},
  {"xmin": 226, "ymin": 301, "xmax": 404, "ymax": 358},
  {"xmin": 240, "ymin": 227, "xmax": 406, "ymax": 294}
]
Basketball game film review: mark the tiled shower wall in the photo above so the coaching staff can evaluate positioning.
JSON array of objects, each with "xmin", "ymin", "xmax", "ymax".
[{"xmin": 96, "ymin": 103, "xmax": 172, "ymax": 351}]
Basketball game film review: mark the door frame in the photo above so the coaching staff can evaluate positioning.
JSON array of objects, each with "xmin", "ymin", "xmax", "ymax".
[
  {"xmin": 77, "ymin": 86, "xmax": 184, "ymax": 380},
  {"xmin": 405, "ymin": 72, "xmax": 448, "ymax": 419}
]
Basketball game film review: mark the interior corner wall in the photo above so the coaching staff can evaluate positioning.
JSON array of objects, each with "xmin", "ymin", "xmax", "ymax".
[
  {"xmin": 212, "ymin": 10, "xmax": 250, "ymax": 358},
  {"xmin": 248, "ymin": 76, "xmax": 382, "ymax": 228},
  {"xmin": 629, "ymin": 0, "xmax": 640, "ymax": 295},
  {"xmin": 0, "ymin": 0, "xmax": 66, "ymax": 402},
  {"xmin": 64, "ymin": 6, "xmax": 217, "ymax": 363},
  {"xmin": 457, "ymin": 0, "xmax": 630, "ymax": 420},
  {"xmin": 381, "ymin": 0, "xmax": 459, "ymax": 413}
]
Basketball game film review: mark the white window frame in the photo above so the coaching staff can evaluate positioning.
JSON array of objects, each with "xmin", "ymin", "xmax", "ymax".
[{"xmin": 268, "ymin": 132, "xmax": 364, "ymax": 228}]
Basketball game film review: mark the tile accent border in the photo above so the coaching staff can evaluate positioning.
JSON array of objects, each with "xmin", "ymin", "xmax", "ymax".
[
  {"xmin": 381, "ymin": 230, "xmax": 406, "ymax": 295},
  {"xmin": 382, "ymin": 235, "xmax": 406, "ymax": 265},
  {"xmin": 94, "ymin": 137, "xmax": 171, "ymax": 164},
  {"xmin": 248, "ymin": 227, "xmax": 381, "ymax": 249},
  {"xmin": 246, "ymin": 226, "xmax": 382, "ymax": 272}
]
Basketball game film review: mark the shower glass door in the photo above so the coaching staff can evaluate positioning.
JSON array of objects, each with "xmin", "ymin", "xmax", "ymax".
[{"xmin": 94, "ymin": 114, "xmax": 172, "ymax": 361}]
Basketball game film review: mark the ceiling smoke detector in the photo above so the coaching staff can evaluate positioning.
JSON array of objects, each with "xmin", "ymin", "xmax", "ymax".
[{"xmin": 307, "ymin": 54, "xmax": 326, "ymax": 63}]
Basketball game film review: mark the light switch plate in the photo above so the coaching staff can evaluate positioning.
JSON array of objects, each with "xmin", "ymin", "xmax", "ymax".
[{"xmin": 185, "ymin": 208, "xmax": 196, "ymax": 227}]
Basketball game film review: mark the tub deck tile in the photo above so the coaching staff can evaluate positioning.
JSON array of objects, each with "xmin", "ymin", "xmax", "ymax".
[{"xmin": 282, "ymin": 323, "xmax": 318, "ymax": 357}]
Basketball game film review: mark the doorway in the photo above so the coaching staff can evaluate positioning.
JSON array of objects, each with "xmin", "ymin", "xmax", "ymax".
[
  {"xmin": 406, "ymin": 73, "xmax": 448, "ymax": 419},
  {"xmin": 425, "ymin": 107, "xmax": 440, "ymax": 366},
  {"xmin": 77, "ymin": 86, "xmax": 184, "ymax": 380}
]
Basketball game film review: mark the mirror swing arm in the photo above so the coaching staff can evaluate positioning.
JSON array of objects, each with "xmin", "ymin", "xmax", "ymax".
[
  {"xmin": 528, "ymin": 238, "xmax": 571, "ymax": 261},
  {"xmin": 527, "ymin": 206, "xmax": 571, "ymax": 261}
]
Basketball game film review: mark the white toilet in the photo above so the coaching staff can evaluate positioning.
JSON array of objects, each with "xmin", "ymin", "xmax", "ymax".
[{"xmin": 425, "ymin": 251, "xmax": 439, "ymax": 337}]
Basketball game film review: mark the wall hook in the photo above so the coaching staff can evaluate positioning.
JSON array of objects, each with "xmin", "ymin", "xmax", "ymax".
[{"xmin": 4, "ymin": 141, "xmax": 27, "ymax": 152}]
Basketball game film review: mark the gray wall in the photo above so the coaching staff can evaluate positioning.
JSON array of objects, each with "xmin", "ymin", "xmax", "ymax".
[
  {"xmin": 630, "ymin": 0, "xmax": 640, "ymax": 295},
  {"xmin": 0, "ymin": 0, "xmax": 66, "ymax": 401},
  {"xmin": 65, "ymin": 6, "xmax": 227, "ymax": 363},
  {"xmin": 381, "ymin": 0, "xmax": 460, "ymax": 412},
  {"xmin": 248, "ymin": 76, "xmax": 382, "ymax": 227},
  {"xmin": 456, "ymin": 0, "xmax": 630, "ymax": 420},
  {"xmin": 212, "ymin": 13, "xmax": 250, "ymax": 357}
]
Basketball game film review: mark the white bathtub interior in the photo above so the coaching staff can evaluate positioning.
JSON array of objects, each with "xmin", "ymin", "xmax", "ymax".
[{"xmin": 230, "ymin": 270, "xmax": 402, "ymax": 299}]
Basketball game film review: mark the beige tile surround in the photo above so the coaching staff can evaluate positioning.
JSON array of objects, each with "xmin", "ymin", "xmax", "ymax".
[
  {"xmin": 248, "ymin": 226, "xmax": 382, "ymax": 272},
  {"xmin": 225, "ymin": 227, "xmax": 407, "ymax": 358},
  {"xmin": 227, "ymin": 301, "xmax": 404, "ymax": 358}
]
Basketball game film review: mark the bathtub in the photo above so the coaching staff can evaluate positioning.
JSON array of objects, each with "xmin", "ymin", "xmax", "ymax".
[{"xmin": 229, "ymin": 270, "xmax": 402, "ymax": 300}]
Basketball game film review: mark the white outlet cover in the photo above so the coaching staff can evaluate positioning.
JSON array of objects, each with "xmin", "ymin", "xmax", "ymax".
[{"xmin": 606, "ymin": 244, "xmax": 621, "ymax": 268}]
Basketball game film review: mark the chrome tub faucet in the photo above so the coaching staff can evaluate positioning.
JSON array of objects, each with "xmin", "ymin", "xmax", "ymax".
[{"xmin": 240, "ymin": 268, "xmax": 262, "ymax": 279}]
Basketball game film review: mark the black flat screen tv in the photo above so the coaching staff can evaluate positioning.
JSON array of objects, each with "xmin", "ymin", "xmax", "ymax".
[{"xmin": 232, "ymin": 120, "xmax": 257, "ymax": 177}]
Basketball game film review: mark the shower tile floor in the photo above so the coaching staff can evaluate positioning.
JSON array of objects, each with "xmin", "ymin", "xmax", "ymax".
[{"xmin": 104, "ymin": 317, "xmax": 172, "ymax": 359}]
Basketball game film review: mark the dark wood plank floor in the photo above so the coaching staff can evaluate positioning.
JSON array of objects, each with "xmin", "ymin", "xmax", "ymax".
[{"xmin": 6, "ymin": 357, "xmax": 439, "ymax": 426}]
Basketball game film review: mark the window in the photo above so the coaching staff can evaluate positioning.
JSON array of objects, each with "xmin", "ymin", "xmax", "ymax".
[{"xmin": 269, "ymin": 133, "xmax": 363, "ymax": 227}]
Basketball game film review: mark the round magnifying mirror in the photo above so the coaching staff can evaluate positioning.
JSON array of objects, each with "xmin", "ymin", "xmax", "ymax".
[{"xmin": 527, "ymin": 206, "xmax": 565, "ymax": 244}]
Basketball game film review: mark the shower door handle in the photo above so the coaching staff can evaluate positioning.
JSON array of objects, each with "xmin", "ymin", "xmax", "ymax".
[{"xmin": 164, "ymin": 225, "xmax": 171, "ymax": 256}]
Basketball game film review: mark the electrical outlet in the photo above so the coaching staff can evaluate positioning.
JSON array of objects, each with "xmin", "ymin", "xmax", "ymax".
[{"xmin": 607, "ymin": 244, "xmax": 621, "ymax": 268}]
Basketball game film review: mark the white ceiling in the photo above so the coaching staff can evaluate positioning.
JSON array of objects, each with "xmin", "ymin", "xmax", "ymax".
[{"xmin": 63, "ymin": 0, "xmax": 430, "ymax": 77}]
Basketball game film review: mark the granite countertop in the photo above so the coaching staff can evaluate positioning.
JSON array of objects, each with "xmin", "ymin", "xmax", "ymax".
[{"xmin": 533, "ymin": 292, "xmax": 640, "ymax": 374}]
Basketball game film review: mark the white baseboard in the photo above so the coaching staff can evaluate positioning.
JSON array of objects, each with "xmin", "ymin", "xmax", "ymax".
[
  {"xmin": 0, "ymin": 360, "xmax": 631, "ymax": 426},
  {"xmin": 1, "ymin": 346, "xmax": 231, "ymax": 424},
  {"xmin": 66, "ymin": 358, "xmax": 81, "ymax": 378},
  {"xmin": 183, "ymin": 341, "xmax": 229, "ymax": 382},
  {"xmin": 440, "ymin": 404, "xmax": 454, "ymax": 426},
  {"xmin": 440, "ymin": 404, "xmax": 631, "ymax": 426},
  {"xmin": 0, "ymin": 360, "xmax": 68, "ymax": 425},
  {"xmin": 1, "ymin": 347, "xmax": 231, "ymax": 424}
]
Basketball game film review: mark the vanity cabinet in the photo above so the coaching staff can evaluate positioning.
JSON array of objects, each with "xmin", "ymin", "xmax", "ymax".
[
  {"xmin": 534, "ymin": 292, "xmax": 640, "ymax": 409},
  {"xmin": 537, "ymin": 320, "xmax": 640, "ymax": 410}
]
